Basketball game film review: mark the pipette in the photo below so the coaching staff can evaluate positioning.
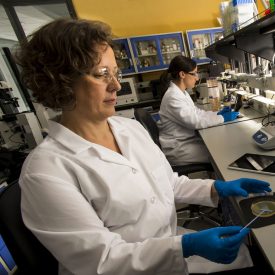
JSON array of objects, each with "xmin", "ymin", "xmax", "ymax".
[{"xmin": 240, "ymin": 209, "xmax": 271, "ymax": 232}]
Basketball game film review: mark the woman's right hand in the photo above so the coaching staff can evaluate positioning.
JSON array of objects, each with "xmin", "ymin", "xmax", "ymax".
[
  {"xmin": 182, "ymin": 226, "xmax": 250, "ymax": 264},
  {"xmin": 217, "ymin": 106, "xmax": 231, "ymax": 115},
  {"xmin": 221, "ymin": 111, "xmax": 239, "ymax": 122}
]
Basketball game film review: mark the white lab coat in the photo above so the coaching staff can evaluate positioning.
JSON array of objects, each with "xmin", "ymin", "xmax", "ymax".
[
  {"xmin": 158, "ymin": 82, "xmax": 224, "ymax": 165},
  {"xmin": 19, "ymin": 116, "xmax": 251, "ymax": 275}
]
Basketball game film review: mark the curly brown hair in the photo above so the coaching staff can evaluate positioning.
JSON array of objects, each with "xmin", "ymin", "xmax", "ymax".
[{"xmin": 15, "ymin": 18, "xmax": 113, "ymax": 110}]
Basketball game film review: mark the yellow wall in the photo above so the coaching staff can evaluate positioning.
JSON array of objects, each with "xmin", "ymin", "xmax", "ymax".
[
  {"xmin": 72, "ymin": 0, "xmax": 223, "ymax": 37},
  {"xmin": 72, "ymin": 0, "xmax": 266, "ymax": 81},
  {"xmin": 73, "ymin": 0, "xmax": 266, "ymax": 36},
  {"xmin": 257, "ymin": 0, "xmax": 266, "ymax": 13},
  {"xmin": 73, "ymin": 0, "xmax": 266, "ymax": 37}
]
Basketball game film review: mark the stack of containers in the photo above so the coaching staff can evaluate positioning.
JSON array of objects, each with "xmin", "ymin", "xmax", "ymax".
[
  {"xmin": 220, "ymin": 0, "xmax": 257, "ymax": 36},
  {"xmin": 231, "ymin": 0, "xmax": 257, "ymax": 32},
  {"xmin": 220, "ymin": 2, "xmax": 231, "ymax": 36}
]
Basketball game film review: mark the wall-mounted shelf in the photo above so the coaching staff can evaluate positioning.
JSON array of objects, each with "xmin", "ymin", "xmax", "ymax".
[
  {"xmin": 205, "ymin": 32, "xmax": 246, "ymax": 63},
  {"xmin": 205, "ymin": 11, "xmax": 275, "ymax": 63}
]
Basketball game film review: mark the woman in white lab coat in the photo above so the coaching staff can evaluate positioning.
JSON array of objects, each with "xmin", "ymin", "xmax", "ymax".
[
  {"xmin": 158, "ymin": 55, "xmax": 239, "ymax": 165},
  {"xmin": 16, "ymin": 19, "xmax": 271, "ymax": 275}
]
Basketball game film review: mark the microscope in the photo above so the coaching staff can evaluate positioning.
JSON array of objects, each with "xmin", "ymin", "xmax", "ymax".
[
  {"xmin": 0, "ymin": 81, "xmax": 43, "ymax": 150},
  {"xmin": 0, "ymin": 81, "xmax": 45, "ymax": 184}
]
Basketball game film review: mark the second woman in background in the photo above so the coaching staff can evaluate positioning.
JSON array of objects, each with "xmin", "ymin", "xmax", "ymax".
[{"xmin": 158, "ymin": 55, "xmax": 238, "ymax": 166}]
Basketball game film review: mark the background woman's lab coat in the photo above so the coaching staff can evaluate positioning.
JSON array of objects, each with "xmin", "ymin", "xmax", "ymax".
[{"xmin": 158, "ymin": 82, "xmax": 224, "ymax": 165}]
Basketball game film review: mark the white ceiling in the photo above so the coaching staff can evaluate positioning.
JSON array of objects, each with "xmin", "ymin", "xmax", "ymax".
[
  {"xmin": 0, "ymin": 5, "xmax": 17, "ymax": 41},
  {"xmin": 0, "ymin": 3, "xmax": 69, "ymax": 41}
]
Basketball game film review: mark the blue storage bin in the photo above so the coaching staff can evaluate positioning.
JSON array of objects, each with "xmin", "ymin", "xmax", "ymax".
[
  {"xmin": 0, "ymin": 236, "xmax": 16, "ymax": 274},
  {"xmin": 0, "ymin": 246, "xmax": 15, "ymax": 271},
  {"xmin": 0, "ymin": 261, "xmax": 8, "ymax": 275},
  {"xmin": 0, "ymin": 237, "xmax": 5, "ymax": 251}
]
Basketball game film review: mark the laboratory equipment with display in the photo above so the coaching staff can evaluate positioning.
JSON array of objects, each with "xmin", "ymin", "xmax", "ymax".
[{"xmin": 253, "ymin": 124, "xmax": 275, "ymax": 150}]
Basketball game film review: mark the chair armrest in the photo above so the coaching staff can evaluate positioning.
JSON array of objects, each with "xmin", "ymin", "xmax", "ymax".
[{"xmin": 171, "ymin": 163, "xmax": 213, "ymax": 176}]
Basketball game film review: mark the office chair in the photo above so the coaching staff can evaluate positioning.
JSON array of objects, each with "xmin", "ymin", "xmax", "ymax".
[
  {"xmin": 134, "ymin": 108, "xmax": 214, "ymax": 175},
  {"xmin": 134, "ymin": 108, "xmax": 220, "ymax": 226},
  {"xmin": 0, "ymin": 181, "xmax": 58, "ymax": 275}
]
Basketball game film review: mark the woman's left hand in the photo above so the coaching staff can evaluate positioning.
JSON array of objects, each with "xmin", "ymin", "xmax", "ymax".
[{"xmin": 214, "ymin": 178, "xmax": 272, "ymax": 197}]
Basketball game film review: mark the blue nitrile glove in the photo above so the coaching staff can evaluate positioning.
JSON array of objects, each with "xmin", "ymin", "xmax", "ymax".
[
  {"xmin": 214, "ymin": 178, "xmax": 272, "ymax": 198},
  {"xmin": 217, "ymin": 106, "xmax": 231, "ymax": 115},
  {"xmin": 221, "ymin": 111, "xmax": 239, "ymax": 122},
  {"xmin": 182, "ymin": 226, "xmax": 250, "ymax": 264}
]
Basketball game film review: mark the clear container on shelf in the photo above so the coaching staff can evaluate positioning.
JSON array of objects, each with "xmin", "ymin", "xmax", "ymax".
[
  {"xmin": 133, "ymin": 40, "xmax": 160, "ymax": 68},
  {"xmin": 191, "ymin": 34, "xmax": 211, "ymax": 59},
  {"xmin": 208, "ymin": 90, "xmax": 221, "ymax": 111},
  {"xmin": 207, "ymin": 78, "xmax": 221, "ymax": 111},
  {"xmin": 159, "ymin": 37, "xmax": 182, "ymax": 65},
  {"xmin": 113, "ymin": 40, "xmax": 133, "ymax": 73}
]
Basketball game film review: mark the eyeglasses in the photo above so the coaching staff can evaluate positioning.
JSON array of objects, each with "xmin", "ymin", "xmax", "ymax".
[
  {"xmin": 90, "ymin": 67, "xmax": 122, "ymax": 84},
  {"xmin": 187, "ymin": 72, "xmax": 199, "ymax": 77}
]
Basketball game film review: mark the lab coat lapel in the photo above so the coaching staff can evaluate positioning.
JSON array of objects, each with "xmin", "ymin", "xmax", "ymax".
[
  {"xmin": 92, "ymin": 142, "xmax": 134, "ymax": 168},
  {"xmin": 113, "ymin": 128, "xmax": 132, "ymax": 161},
  {"xmin": 91, "ymin": 119, "xmax": 137, "ymax": 169}
]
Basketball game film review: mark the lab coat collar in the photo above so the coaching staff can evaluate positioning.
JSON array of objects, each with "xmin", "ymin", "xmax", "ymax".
[
  {"xmin": 169, "ymin": 82, "xmax": 187, "ymax": 95},
  {"xmin": 48, "ymin": 120, "xmax": 94, "ymax": 154},
  {"xmin": 97, "ymin": 118, "xmax": 135, "ymax": 166},
  {"xmin": 48, "ymin": 118, "xmax": 136, "ymax": 168}
]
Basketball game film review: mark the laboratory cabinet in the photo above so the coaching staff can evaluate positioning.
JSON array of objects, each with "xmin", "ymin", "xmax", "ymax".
[
  {"xmin": 113, "ymin": 32, "xmax": 186, "ymax": 75},
  {"xmin": 113, "ymin": 38, "xmax": 136, "ymax": 75},
  {"xmin": 186, "ymin": 27, "xmax": 223, "ymax": 65},
  {"xmin": 130, "ymin": 32, "xmax": 186, "ymax": 73}
]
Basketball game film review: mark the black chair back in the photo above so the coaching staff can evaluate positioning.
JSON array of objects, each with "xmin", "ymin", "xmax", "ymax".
[
  {"xmin": 0, "ymin": 181, "xmax": 58, "ymax": 275},
  {"xmin": 134, "ymin": 108, "xmax": 161, "ymax": 148},
  {"xmin": 134, "ymin": 108, "xmax": 213, "ymax": 176}
]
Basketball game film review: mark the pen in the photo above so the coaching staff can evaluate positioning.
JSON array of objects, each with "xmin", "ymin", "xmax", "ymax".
[{"xmin": 240, "ymin": 209, "xmax": 267, "ymax": 232}]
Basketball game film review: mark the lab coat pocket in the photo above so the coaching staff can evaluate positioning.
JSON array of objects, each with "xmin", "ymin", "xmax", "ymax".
[{"xmin": 151, "ymin": 166, "xmax": 174, "ymax": 205}]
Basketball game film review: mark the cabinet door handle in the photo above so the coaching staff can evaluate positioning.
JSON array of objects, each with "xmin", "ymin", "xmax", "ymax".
[{"xmin": 129, "ymin": 58, "xmax": 133, "ymax": 66}]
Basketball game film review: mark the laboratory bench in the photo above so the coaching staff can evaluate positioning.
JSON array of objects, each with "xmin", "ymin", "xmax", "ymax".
[
  {"xmin": 198, "ymin": 114, "xmax": 275, "ymax": 273},
  {"xmin": 196, "ymin": 104, "xmax": 266, "ymax": 128}
]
